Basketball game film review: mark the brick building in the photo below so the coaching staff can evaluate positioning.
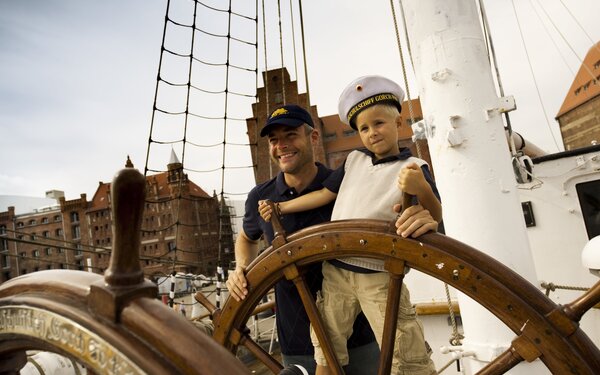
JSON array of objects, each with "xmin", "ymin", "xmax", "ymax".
[
  {"xmin": 556, "ymin": 42, "xmax": 600, "ymax": 150},
  {"xmin": 0, "ymin": 193, "xmax": 91, "ymax": 282},
  {"xmin": 0, "ymin": 154, "xmax": 234, "ymax": 283},
  {"xmin": 246, "ymin": 68, "xmax": 431, "ymax": 185}
]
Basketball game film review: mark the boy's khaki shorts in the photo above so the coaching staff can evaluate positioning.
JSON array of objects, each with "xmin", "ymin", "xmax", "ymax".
[{"xmin": 311, "ymin": 261, "xmax": 436, "ymax": 375}]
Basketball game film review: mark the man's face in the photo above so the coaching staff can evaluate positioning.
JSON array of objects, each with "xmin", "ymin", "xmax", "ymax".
[{"xmin": 267, "ymin": 125, "xmax": 315, "ymax": 174}]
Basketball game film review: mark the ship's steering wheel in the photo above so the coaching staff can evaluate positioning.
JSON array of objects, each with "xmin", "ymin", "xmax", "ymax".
[
  {"xmin": 1, "ymin": 168, "xmax": 598, "ymax": 375},
  {"xmin": 204, "ymin": 202, "xmax": 600, "ymax": 375}
]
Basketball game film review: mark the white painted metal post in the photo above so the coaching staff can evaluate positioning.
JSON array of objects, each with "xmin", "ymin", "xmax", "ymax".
[{"xmin": 402, "ymin": 1, "xmax": 543, "ymax": 373}]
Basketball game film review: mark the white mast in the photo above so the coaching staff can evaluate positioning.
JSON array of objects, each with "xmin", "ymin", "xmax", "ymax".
[{"xmin": 402, "ymin": 1, "xmax": 544, "ymax": 373}]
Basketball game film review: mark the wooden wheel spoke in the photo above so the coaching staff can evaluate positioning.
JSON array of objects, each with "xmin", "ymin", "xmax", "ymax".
[
  {"xmin": 477, "ymin": 333, "xmax": 541, "ymax": 374},
  {"xmin": 476, "ymin": 346, "xmax": 524, "ymax": 375},
  {"xmin": 237, "ymin": 329, "xmax": 283, "ymax": 374},
  {"xmin": 283, "ymin": 263, "xmax": 345, "ymax": 375},
  {"xmin": 378, "ymin": 260, "xmax": 406, "ymax": 375}
]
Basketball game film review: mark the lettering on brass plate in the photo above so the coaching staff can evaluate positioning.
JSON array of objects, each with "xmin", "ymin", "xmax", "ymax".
[{"xmin": 0, "ymin": 306, "xmax": 144, "ymax": 374}]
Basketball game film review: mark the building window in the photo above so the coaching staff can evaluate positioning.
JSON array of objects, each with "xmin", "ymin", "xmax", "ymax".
[
  {"xmin": 1, "ymin": 255, "xmax": 9, "ymax": 268},
  {"xmin": 17, "ymin": 222, "xmax": 24, "ymax": 228},
  {"xmin": 72, "ymin": 225, "xmax": 81, "ymax": 239},
  {"xmin": 54, "ymin": 215, "xmax": 61, "ymax": 222},
  {"xmin": 30, "ymin": 233, "xmax": 36, "ymax": 240},
  {"xmin": 33, "ymin": 250, "xmax": 40, "ymax": 257},
  {"xmin": 42, "ymin": 231, "xmax": 49, "ymax": 238},
  {"xmin": 0, "ymin": 225, "xmax": 6, "ymax": 235},
  {"xmin": 274, "ymin": 92, "xmax": 283, "ymax": 104},
  {"xmin": 0, "ymin": 238, "xmax": 7, "ymax": 251},
  {"xmin": 168, "ymin": 242, "xmax": 176, "ymax": 251},
  {"xmin": 59, "ymin": 248, "xmax": 65, "ymax": 254},
  {"xmin": 45, "ymin": 248, "xmax": 52, "ymax": 256},
  {"xmin": 28, "ymin": 219, "xmax": 36, "ymax": 226},
  {"xmin": 19, "ymin": 252, "xmax": 25, "ymax": 259},
  {"xmin": 70, "ymin": 212, "xmax": 80, "ymax": 223},
  {"xmin": 41, "ymin": 217, "xmax": 49, "ymax": 224},
  {"xmin": 55, "ymin": 228, "xmax": 63, "ymax": 237},
  {"xmin": 324, "ymin": 132, "xmax": 337, "ymax": 141}
]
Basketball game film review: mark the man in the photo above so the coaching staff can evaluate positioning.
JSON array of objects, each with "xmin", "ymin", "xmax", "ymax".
[{"xmin": 226, "ymin": 104, "xmax": 379, "ymax": 374}]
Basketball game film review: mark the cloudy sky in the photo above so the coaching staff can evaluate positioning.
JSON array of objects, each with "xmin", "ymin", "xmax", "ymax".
[{"xmin": 1, "ymin": 0, "xmax": 599, "ymax": 202}]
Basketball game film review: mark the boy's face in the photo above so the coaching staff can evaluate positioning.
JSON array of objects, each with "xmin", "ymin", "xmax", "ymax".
[
  {"xmin": 355, "ymin": 105, "xmax": 401, "ymax": 160},
  {"xmin": 267, "ymin": 124, "xmax": 316, "ymax": 175}
]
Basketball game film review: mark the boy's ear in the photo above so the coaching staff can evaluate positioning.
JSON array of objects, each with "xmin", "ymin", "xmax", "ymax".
[{"xmin": 395, "ymin": 114, "xmax": 402, "ymax": 128}]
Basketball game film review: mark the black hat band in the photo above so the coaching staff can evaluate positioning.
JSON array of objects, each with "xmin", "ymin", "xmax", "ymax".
[{"xmin": 347, "ymin": 93, "xmax": 400, "ymax": 128}]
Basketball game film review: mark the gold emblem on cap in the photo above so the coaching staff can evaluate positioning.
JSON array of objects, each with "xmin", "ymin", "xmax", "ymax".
[{"xmin": 270, "ymin": 108, "xmax": 289, "ymax": 118}]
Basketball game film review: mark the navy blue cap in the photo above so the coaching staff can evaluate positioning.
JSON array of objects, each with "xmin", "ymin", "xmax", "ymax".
[{"xmin": 260, "ymin": 104, "xmax": 314, "ymax": 137}]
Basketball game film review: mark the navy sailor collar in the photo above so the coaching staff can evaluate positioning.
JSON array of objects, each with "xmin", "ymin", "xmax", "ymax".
[{"xmin": 356, "ymin": 147, "xmax": 413, "ymax": 165}]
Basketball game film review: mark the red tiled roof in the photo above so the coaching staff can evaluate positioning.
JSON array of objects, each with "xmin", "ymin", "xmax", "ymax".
[
  {"xmin": 557, "ymin": 42, "xmax": 600, "ymax": 118},
  {"xmin": 89, "ymin": 171, "xmax": 211, "ymax": 211}
]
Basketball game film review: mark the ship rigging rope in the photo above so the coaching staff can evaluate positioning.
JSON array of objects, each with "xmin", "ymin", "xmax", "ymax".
[
  {"xmin": 390, "ymin": 0, "xmax": 424, "ymax": 160},
  {"xmin": 261, "ymin": 0, "xmax": 270, "ymax": 117},
  {"xmin": 261, "ymin": 0, "xmax": 274, "ymax": 180},
  {"xmin": 527, "ymin": 0, "xmax": 576, "ymax": 78},
  {"xmin": 144, "ymin": 0, "xmax": 260, "ymax": 274},
  {"xmin": 298, "ymin": 1, "xmax": 311, "ymax": 107},
  {"xmin": 541, "ymin": 281, "xmax": 590, "ymax": 297},
  {"xmin": 277, "ymin": 0, "xmax": 287, "ymax": 106},
  {"xmin": 532, "ymin": 0, "xmax": 598, "ymax": 82},
  {"xmin": 478, "ymin": 0, "xmax": 520, "ymax": 159},
  {"xmin": 557, "ymin": 0, "xmax": 600, "ymax": 56},
  {"xmin": 390, "ymin": 0, "xmax": 416, "ymax": 127},
  {"xmin": 444, "ymin": 282, "xmax": 464, "ymax": 346},
  {"xmin": 510, "ymin": 0, "xmax": 562, "ymax": 151},
  {"xmin": 288, "ymin": 0, "xmax": 299, "ymax": 98}
]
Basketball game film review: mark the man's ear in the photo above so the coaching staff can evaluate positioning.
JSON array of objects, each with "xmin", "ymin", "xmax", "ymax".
[{"xmin": 310, "ymin": 128, "xmax": 320, "ymax": 143}]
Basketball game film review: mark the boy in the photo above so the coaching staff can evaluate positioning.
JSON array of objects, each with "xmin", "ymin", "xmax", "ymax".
[{"xmin": 260, "ymin": 76, "xmax": 440, "ymax": 375}]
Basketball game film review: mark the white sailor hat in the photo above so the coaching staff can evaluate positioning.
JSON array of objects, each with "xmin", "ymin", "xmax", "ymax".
[{"xmin": 338, "ymin": 75, "xmax": 405, "ymax": 129}]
